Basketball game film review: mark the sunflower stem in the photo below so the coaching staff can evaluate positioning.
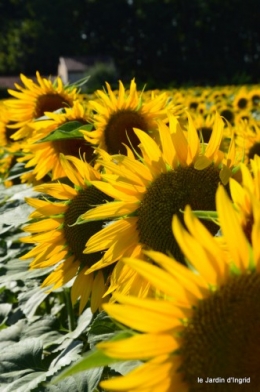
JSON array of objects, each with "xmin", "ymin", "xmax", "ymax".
[{"xmin": 64, "ymin": 288, "xmax": 75, "ymax": 331}]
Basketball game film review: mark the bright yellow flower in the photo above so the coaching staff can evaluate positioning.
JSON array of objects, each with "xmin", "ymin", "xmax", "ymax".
[
  {"xmin": 20, "ymin": 154, "xmax": 114, "ymax": 313},
  {"xmin": 79, "ymin": 112, "xmax": 238, "ymax": 290},
  {"xmin": 98, "ymin": 184, "xmax": 260, "ymax": 391},
  {"xmin": 0, "ymin": 101, "xmax": 22, "ymax": 185},
  {"xmin": 18, "ymin": 100, "xmax": 94, "ymax": 182},
  {"xmin": 235, "ymin": 119, "xmax": 260, "ymax": 163},
  {"xmin": 5, "ymin": 72, "xmax": 79, "ymax": 139},
  {"xmin": 233, "ymin": 86, "xmax": 251, "ymax": 112},
  {"xmin": 81, "ymin": 79, "xmax": 182, "ymax": 155}
]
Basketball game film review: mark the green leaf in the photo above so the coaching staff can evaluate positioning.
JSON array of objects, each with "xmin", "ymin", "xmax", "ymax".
[
  {"xmin": 0, "ymin": 259, "xmax": 52, "ymax": 285},
  {"xmin": 47, "ymin": 340, "xmax": 84, "ymax": 382},
  {"xmin": 52, "ymin": 330, "xmax": 133, "ymax": 384},
  {"xmin": 51, "ymin": 350, "xmax": 118, "ymax": 385},
  {"xmin": 68, "ymin": 75, "xmax": 91, "ymax": 89},
  {"xmin": 40, "ymin": 368, "xmax": 103, "ymax": 392},
  {"xmin": 37, "ymin": 122, "xmax": 93, "ymax": 143},
  {"xmin": 0, "ymin": 337, "xmax": 43, "ymax": 381},
  {"xmin": 109, "ymin": 360, "xmax": 142, "ymax": 375},
  {"xmin": 21, "ymin": 316, "xmax": 62, "ymax": 347},
  {"xmin": 53, "ymin": 308, "xmax": 92, "ymax": 353},
  {"xmin": 88, "ymin": 311, "xmax": 122, "ymax": 347},
  {"xmin": 1, "ymin": 203, "xmax": 34, "ymax": 227},
  {"xmin": 0, "ymin": 183, "xmax": 38, "ymax": 202},
  {"xmin": 0, "ymin": 319, "xmax": 26, "ymax": 343},
  {"xmin": 0, "ymin": 303, "xmax": 12, "ymax": 325},
  {"xmin": 18, "ymin": 286, "xmax": 50, "ymax": 319}
]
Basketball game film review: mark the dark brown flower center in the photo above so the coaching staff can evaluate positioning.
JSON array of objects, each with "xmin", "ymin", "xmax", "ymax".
[
  {"xmin": 34, "ymin": 94, "xmax": 71, "ymax": 118},
  {"xmin": 52, "ymin": 138, "xmax": 95, "ymax": 163},
  {"xmin": 64, "ymin": 187, "xmax": 113, "ymax": 265},
  {"xmin": 180, "ymin": 273, "xmax": 260, "ymax": 391},
  {"xmin": 220, "ymin": 109, "xmax": 234, "ymax": 124},
  {"xmin": 189, "ymin": 101, "xmax": 199, "ymax": 110},
  {"xmin": 137, "ymin": 166, "xmax": 220, "ymax": 264},
  {"xmin": 198, "ymin": 127, "xmax": 213, "ymax": 143},
  {"xmin": 248, "ymin": 142, "xmax": 260, "ymax": 160},
  {"xmin": 5, "ymin": 122, "xmax": 17, "ymax": 143},
  {"xmin": 237, "ymin": 97, "xmax": 248, "ymax": 109},
  {"xmin": 251, "ymin": 94, "xmax": 260, "ymax": 106},
  {"xmin": 243, "ymin": 214, "xmax": 254, "ymax": 244},
  {"xmin": 104, "ymin": 109, "xmax": 149, "ymax": 154}
]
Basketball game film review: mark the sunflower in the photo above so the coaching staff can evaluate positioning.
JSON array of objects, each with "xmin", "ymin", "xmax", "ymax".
[
  {"xmin": 217, "ymin": 104, "xmax": 235, "ymax": 125},
  {"xmin": 248, "ymin": 86, "xmax": 260, "ymax": 108},
  {"xmin": 0, "ymin": 101, "xmax": 22, "ymax": 185},
  {"xmin": 79, "ymin": 112, "xmax": 238, "ymax": 279},
  {"xmin": 227, "ymin": 154, "xmax": 260, "ymax": 245},
  {"xmin": 5, "ymin": 72, "xmax": 79, "ymax": 140},
  {"xmin": 235, "ymin": 118, "xmax": 260, "ymax": 162},
  {"xmin": 20, "ymin": 154, "xmax": 116, "ymax": 313},
  {"xmin": 18, "ymin": 100, "xmax": 95, "ymax": 182},
  {"xmin": 81, "ymin": 79, "xmax": 182, "ymax": 155},
  {"xmin": 233, "ymin": 86, "xmax": 251, "ymax": 112},
  {"xmin": 98, "ymin": 183, "xmax": 260, "ymax": 391}
]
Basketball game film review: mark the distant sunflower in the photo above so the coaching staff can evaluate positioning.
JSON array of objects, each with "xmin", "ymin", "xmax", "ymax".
[
  {"xmin": 248, "ymin": 86, "xmax": 260, "ymax": 108},
  {"xmin": 233, "ymin": 86, "xmax": 250, "ymax": 112},
  {"xmin": 80, "ymin": 112, "xmax": 238, "ymax": 277},
  {"xmin": 218, "ymin": 104, "xmax": 235, "ymax": 125},
  {"xmin": 190, "ymin": 113, "xmax": 216, "ymax": 143},
  {"xmin": 81, "ymin": 79, "xmax": 181, "ymax": 155},
  {"xmin": 20, "ymin": 154, "xmax": 115, "ymax": 313},
  {"xmin": 19, "ymin": 100, "xmax": 95, "ymax": 182},
  {"xmin": 6, "ymin": 72, "xmax": 79, "ymax": 140},
  {"xmin": 235, "ymin": 119, "xmax": 260, "ymax": 162},
  {"xmin": 98, "ymin": 184, "xmax": 260, "ymax": 391}
]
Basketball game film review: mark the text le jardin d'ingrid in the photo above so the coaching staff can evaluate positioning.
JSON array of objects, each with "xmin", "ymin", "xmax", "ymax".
[{"xmin": 197, "ymin": 377, "xmax": 250, "ymax": 385}]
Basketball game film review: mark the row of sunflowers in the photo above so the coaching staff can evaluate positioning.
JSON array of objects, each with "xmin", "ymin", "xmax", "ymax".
[{"xmin": 0, "ymin": 72, "xmax": 260, "ymax": 391}]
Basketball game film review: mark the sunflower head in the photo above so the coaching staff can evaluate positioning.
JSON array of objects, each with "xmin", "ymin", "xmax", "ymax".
[
  {"xmin": 20, "ymin": 154, "xmax": 114, "ymax": 313},
  {"xmin": 97, "ymin": 179, "xmax": 260, "ymax": 391},
  {"xmin": 18, "ymin": 100, "xmax": 95, "ymax": 182},
  {"xmin": 235, "ymin": 119, "xmax": 260, "ymax": 163},
  {"xmin": 80, "ymin": 111, "xmax": 239, "ymax": 273},
  {"xmin": 81, "ymin": 79, "xmax": 182, "ymax": 155},
  {"xmin": 6, "ymin": 72, "xmax": 79, "ymax": 140}
]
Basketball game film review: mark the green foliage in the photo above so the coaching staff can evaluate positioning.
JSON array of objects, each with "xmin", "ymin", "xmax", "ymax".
[
  {"xmin": 83, "ymin": 63, "xmax": 118, "ymax": 93},
  {"xmin": 0, "ymin": 183, "xmax": 139, "ymax": 391},
  {"xmin": 36, "ymin": 121, "xmax": 93, "ymax": 143},
  {"xmin": 0, "ymin": 0, "xmax": 259, "ymax": 84}
]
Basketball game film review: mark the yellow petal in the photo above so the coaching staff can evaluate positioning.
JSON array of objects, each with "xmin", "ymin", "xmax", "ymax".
[
  {"xmin": 122, "ymin": 257, "xmax": 191, "ymax": 304},
  {"xmin": 98, "ymin": 333, "xmax": 178, "ymax": 359},
  {"xmin": 81, "ymin": 201, "xmax": 138, "ymax": 222},
  {"xmin": 216, "ymin": 185, "xmax": 250, "ymax": 270}
]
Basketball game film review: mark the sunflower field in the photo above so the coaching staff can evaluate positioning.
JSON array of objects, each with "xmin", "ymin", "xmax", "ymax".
[{"xmin": 0, "ymin": 73, "xmax": 260, "ymax": 391}]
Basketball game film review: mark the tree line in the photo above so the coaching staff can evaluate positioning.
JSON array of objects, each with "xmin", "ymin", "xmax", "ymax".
[{"xmin": 0, "ymin": 0, "xmax": 259, "ymax": 87}]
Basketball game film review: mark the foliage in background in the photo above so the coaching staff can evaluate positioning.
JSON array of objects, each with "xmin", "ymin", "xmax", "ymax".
[{"xmin": 0, "ymin": 0, "xmax": 260, "ymax": 86}]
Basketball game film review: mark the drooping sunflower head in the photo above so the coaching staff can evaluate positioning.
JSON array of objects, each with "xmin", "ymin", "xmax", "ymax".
[
  {"xmin": 81, "ymin": 79, "xmax": 182, "ymax": 155},
  {"xmin": 5, "ymin": 72, "xmax": 79, "ymax": 140},
  {"xmin": 80, "ymin": 111, "xmax": 239, "ymax": 275},
  {"xmin": 20, "ymin": 154, "xmax": 115, "ymax": 313},
  {"xmin": 97, "ymin": 182, "xmax": 260, "ymax": 391},
  {"xmin": 18, "ymin": 100, "xmax": 95, "ymax": 182}
]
